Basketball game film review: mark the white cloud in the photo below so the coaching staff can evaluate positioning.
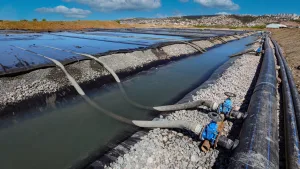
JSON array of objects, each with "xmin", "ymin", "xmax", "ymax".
[
  {"xmin": 65, "ymin": 0, "xmax": 161, "ymax": 12},
  {"xmin": 216, "ymin": 12, "xmax": 231, "ymax": 15},
  {"xmin": 194, "ymin": 0, "xmax": 239, "ymax": 10},
  {"xmin": 35, "ymin": 5, "xmax": 91, "ymax": 18}
]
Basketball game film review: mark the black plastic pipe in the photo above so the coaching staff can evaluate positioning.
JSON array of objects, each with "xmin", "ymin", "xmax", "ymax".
[
  {"xmin": 228, "ymin": 36, "xmax": 279, "ymax": 169},
  {"xmin": 272, "ymin": 39, "xmax": 300, "ymax": 168},
  {"xmin": 274, "ymin": 40, "xmax": 300, "ymax": 138}
]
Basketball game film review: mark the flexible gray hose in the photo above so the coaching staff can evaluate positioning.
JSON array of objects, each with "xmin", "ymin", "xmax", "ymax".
[
  {"xmin": 83, "ymin": 95, "xmax": 133, "ymax": 124},
  {"xmin": 217, "ymin": 37, "xmax": 227, "ymax": 43},
  {"xmin": 132, "ymin": 120, "xmax": 203, "ymax": 135},
  {"xmin": 39, "ymin": 45, "xmax": 216, "ymax": 112},
  {"xmin": 153, "ymin": 99, "xmax": 218, "ymax": 112},
  {"xmin": 12, "ymin": 45, "xmax": 132, "ymax": 124},
  {"xmin": 229, "ymin": 49, "xmax": 255, "ymax": 58},
  {"xmin": 117, "ymin": 83, "xmax": 216, "ymax": 111},
  {"xmin": 181, "ymin": 41, "xmax": 207, "ymax": 52},
  {"xmin": 12, "ymin": 46, "xmax": 85, "ymax": 96},
  {"xmin": 12, "ymin": 46, "xmax": 204, "ymax": 133}
]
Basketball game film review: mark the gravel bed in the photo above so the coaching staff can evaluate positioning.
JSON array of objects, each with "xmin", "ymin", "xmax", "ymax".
[{"xmin": 107, "ymin": 44, "xmax": 261, "ymax": 169}]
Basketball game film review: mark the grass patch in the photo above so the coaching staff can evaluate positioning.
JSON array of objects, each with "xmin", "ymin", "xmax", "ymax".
[
  {"xmin": 294, "ymin": 19, "xmax": 300, "ymax": 23},
  {"xmin": 194, "ymin": 24, "xmax": 266, "ymax": 30},
  {"xmin": 0, "ymin": 20, "xmax": 131, "ymax": 32},
  {"xmin": 194, "ymin": 25, "xmax": 241, "ymax": 29},
  {"xmin": 250, "ymin": 25, "xmax": 266, "ymax": 29}
]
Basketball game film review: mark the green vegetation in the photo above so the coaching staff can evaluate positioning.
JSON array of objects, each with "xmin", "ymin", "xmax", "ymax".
[
  {"xmin": 250, "ymin": 25, "xmax": 266, "ymax": 29},
  {"xmin": 115, "ymin": 20, "xmax": 121, "ymax": 24},
  {"xmin": 194, "ymin": 25, "xmax": 239, "ymax": 29},
  {"xmin": 0, "ymin": 20, "xmax": 129, "ymax": 31},
  {"xmin": 228, "ymin": 26, "xmax": 237, "ymax": 29},
  {"xmin": 294, "ymin": 19, "xmax": 300, "ymax": 23},
  {"xmin": 182, "ymin": 15, "xmax": 212, "ymax": 20},
  {"xmin": 42, "ymin": 19, "xmax": 47, "ymax": 22},
  {"xmin": 0, "ymin": 20, "xmax": 3, "ymax": 22},
  {"xmin": 20, "ymin": 19, "xmax": 28, "ymax": 22},
  {"xmin": 229, "ymin": 15, "xmax": 258, "ymax": 24},
  {"xmin": 32, "ymin": 18, "xmax": 38, "ymax": 22},
  {"xmin": 194, "ymin": 25, "xmax": 207, "ymax": 28},
  {"xmin": 194, "ymin": 24, "xmax": 266, "ymax": 30}
]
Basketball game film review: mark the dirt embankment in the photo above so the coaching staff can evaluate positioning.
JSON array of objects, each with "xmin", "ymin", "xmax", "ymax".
[
  {"xmin": 271, "ymin": 29, "xmax": 300, "ymax": 92},
  {"xmin": 0, "ymin": 21, "xmax": 132, "ymax": 32},
  {"xmin": 0, "ymin": 20, "xmax": 264, "ymax": 31}
]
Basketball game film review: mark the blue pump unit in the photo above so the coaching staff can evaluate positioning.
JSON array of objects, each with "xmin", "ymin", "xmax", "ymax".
[
  {"xmin": 201, "ymin": 121, "xmax": 219, "ymax": 145},
  {"xmin": 218, "ymin": 98, "xmax": 233, "ymax": 116}
]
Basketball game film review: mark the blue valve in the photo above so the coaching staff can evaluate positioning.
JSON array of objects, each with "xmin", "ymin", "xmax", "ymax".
[
  {"xmin": 216, "ymin": 92, "xmax": 236, "ymax": 117},
  {"xmin": 218, "ymin": 98, "xmax": 233, "ymax": 116},
  {"xmin": 201, "ymin": 121, "xmax": 219, "ymax": 145},
  {"xmin": 214, "ymin": 92, "xmax": 247, "ymax": 120},
  {"xmin": 256, "ymin": 46, "xmax": 262, "ymax": 56},
  {"xmin": 200, "ymin": 121, "xmax": 239, "ymax": 151},
  {"xmin": 256, "ymin": 46, "xmax": 262, "ymax": 53}
]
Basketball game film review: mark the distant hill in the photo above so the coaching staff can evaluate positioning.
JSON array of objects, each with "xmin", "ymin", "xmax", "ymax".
[{"xmin": 121, "ymin": 14, "xmax": 300, "ymax": 28}]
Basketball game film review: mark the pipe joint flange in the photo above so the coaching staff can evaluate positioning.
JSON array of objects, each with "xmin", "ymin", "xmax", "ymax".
[
  {"xmin": 208, "ymin": 112, "xmax": 223, "ymax": 122},
  {"xmin": 229, "ymin": 111, "xmax": 248, "ymax": 120}
]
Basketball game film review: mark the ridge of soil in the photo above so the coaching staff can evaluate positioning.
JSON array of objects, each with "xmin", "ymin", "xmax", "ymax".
[{"xmin": 271, "ymin": 28, "xmax": 300, "ymax": 92}]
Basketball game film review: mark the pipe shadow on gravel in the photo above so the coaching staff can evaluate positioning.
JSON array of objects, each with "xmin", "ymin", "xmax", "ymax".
[{"xmin": 212, "ymin": 54, "xmax": 263, "ymax": 169}]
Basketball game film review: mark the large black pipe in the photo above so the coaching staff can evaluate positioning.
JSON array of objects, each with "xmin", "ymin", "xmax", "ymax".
[
  {"xmin": 228, "ymin": 36, "xmax": 279, "ymax": 169},
  {"xmin": 274, "ymin": 40, "xmax": 300, "ymax": 137},
  {"xmin": 272, "ymin": 39, "xmax": 300, "ymax": 168}
]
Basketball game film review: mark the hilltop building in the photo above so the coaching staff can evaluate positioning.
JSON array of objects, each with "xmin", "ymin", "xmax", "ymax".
[{"xmin": 266, "ymin": 23, "xmax": 288, "ymax": 28}]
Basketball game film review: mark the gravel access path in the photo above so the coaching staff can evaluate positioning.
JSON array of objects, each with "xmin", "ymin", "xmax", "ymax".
[{"xmin": 106, "ymin": 43, "xmax": 261, "ymax": 169}]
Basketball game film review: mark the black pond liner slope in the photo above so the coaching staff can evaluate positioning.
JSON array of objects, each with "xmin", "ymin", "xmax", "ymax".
[{"xmin": 0, "ymin": 31, "xmax": 188, "ymax": 76}]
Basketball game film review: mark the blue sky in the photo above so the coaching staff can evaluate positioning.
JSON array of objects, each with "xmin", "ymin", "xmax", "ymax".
[{"xmin": 1, "ymin": 0, "xmax": 300, "ymax": 21}]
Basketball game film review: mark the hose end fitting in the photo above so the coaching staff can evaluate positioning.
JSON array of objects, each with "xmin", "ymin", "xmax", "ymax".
[
  {"xmin": 211, "ymin": 102, "xmax": 219, "ymax": 111},
  {"xmin": 194, "ymin": 124, "xmax": 203, "ymax": 135}
]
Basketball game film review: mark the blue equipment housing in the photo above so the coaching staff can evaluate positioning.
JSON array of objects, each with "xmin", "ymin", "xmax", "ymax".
[
  {"xmin": 201, "ymin": 121, "xmax": 219, "ymax": 145},
  {"xmin": 218, "ymin": 98, "xmax": 233, "ymax": 116},
  {"xmin": 256, "ymin": 47, "xmax": 262, "ymax": 53}
]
